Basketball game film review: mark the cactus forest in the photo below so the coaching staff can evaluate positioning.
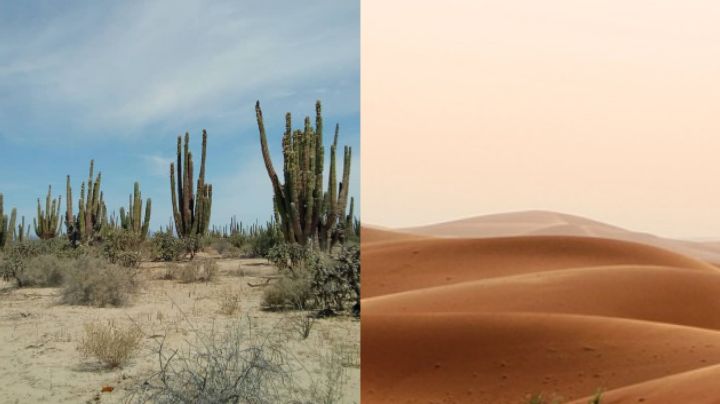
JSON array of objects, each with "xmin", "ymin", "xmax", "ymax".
[{"xmin": 0, "ymin": 101, "xmax": 360, "ymax": 402}]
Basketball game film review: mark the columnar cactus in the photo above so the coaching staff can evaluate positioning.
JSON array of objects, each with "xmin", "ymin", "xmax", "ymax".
[
  {"xmin": 0, "ymin": 194, "xmax": 17, "ymax": 247},
  {"xmin": 120, "ymin": 182, "xmax": 152, "ymax": 240},
  {"xmin": 169, "ymin": 131, "xmax": 212, "ymax": 238},
  {"xmin": 256, "ymin": 100, "xmax": 352, "ymax": 250},
  {"xmin": 34, "ymin": 185, "xmax": 62, "ymax": 240},
  {"xmin": 16, "ymin": 216, "xmax": 29, "ymax": 242},
  {"xmin": 65, "ymin": 160, "xmax": 107, "ymax": 244}
]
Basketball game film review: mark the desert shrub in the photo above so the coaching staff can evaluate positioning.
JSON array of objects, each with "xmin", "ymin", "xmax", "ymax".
[
  {"xmin": 211, "ymin": 238, "xmax": 242, "ymax": 258},
  {"xmin": 15, "ymin": 254, "xmax": 72, "ymax": 287},
  {"xmin": 1, "ymin": 241, "xmax": 44, "ymax": 287},
  {"xmin": 151, "ymin": 230, "xmax": 185, "ymax": 262},
  {"xmin": 589, "ymin": 389, "xmax": 604, "ymax": 404},
  {"xmin": 130, "ymin": 320, "xmax": 294, "ymax": 403},
  {"xmin": 216, "ymin": 287, "xmax": 241, "ymax": 316},
  {"xmin": 267, "ymin": 243, "xmax": 315, "ymax": 272},
  {"xmin": 310, "ymin": 246, "xmax": 360, "ymax": 316},
  {"xmin": 263, "ymin": 244, "xmax": 360, "ymax": 315},
  {"xmin": 308, "ymin": 347, "xmax": 349, "ymax": 404},
  {"xmin": 247, "ymin": 224, "xmax": 282, "ymax": 258},
  {"xmin": 289, "ymin": 311, "xmax": 316, "ymax": 340},
  {"xmin": 101, "ymin": 229, "xmax": 142, "ymax": 268},
  {"xmin": 178, "ymin": 258, "xmax": 218, "ymax": 283},
  {"xmin": 61, "ymin": 256, "xmax": 138, "ymax": 307},
  {"xmin": 262, "ymin": 273, "xmax": 313, "ymax": 310},
  {"xmin": 78, "ymin": 320, "xmax": 143, "ymax": 368}
]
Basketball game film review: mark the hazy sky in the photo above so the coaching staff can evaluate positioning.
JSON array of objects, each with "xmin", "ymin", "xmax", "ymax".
[
  {"xmin": 0, "ymin": 0, "xmax": 359, "ymax": 232},
  {"xmin": 362, "ymin": 0, "xmax": 720, "ymax": 238}
]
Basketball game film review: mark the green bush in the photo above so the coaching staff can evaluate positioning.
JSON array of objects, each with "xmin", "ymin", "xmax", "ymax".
[
  {"xmin": 151, "ymin": 231, "xmax": 184, "ymax": 262},
  {"xmin": 101, "ymin": 228, "xmax": 142, "ymax": 268}
]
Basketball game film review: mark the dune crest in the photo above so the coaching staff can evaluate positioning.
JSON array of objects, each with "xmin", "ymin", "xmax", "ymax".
[
  {"xmin": 400, "ymin": 210, "xmax": 720, "ymax": 264},
  {"xmin": 363, "ymin": 214, "xmax": 720, "ymax": 402}
]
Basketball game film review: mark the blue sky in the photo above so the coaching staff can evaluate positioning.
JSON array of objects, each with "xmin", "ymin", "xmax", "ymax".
[{"xmin": 0, "ymin": 1, "xmax": 359, "ymax": 233}]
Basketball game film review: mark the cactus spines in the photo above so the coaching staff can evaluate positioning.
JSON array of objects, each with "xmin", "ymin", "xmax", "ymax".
[
  {"xmin": 256, "ymin": 100, "xmax": 352, "ymax": 250},
  {"xmin": 0, "ymin": 194, "xmax": 17, "ymax": 247},
  {"xmin": 34, "ymin": 185, "xmax": 62, "ymax": 240},
  {"xmin": 65, "ymin": 160, "xmax": 107, "ymax": 244},
  {"xmin": 170, "ymin": 130, "xmax": 212, "ymax": 239},
  {"xmin": 120, "ymin": 182, "xmax": 152, "ymax": 240}
]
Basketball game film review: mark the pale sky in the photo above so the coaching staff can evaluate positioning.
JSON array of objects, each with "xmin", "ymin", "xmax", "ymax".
[{"xmin": 362, "ymin": 0, "xmax": 720, "ymax": 239}]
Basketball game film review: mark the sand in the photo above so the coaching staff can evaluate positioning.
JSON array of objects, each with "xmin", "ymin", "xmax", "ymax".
[
  {"xmin": 0, "ymin": 257, "xmax": 360, "ymax": 403},
  {"xmin": 362, "ymin": 214, "xmax": 720, "ymax": 403}
]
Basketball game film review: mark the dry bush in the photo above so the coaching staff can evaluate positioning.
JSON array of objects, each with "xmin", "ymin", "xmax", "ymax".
[
  {"xmin": 262, "ymin": 275, "xmax": 312, "ymax": 310},
  {"xmin": 289, "ymin": 311, "xmax": 316, "ymax": 340},
  {"xmin": 158, "ymin": 262, "xmax": 179, "ymax": 280},
  {"xmin": 211, "ymin": 238, "xmax": 242, "ymax": 258},
  {"xmin": 77, "ymin": 320, "xmax": 143, "ymax": 368},
  {"xmin": 61, "ymin": 256, "xmax": 138, "ymax": 307},
  {"xmin": 308, "ymin": 346, "xmax": 349, "ymax": 404},
  {"xmin": 216, "ymin": 287, "xmax": 241, "ymax": 316},
  {"xmin": 15, "ymin": 254, "xmax": 71, "ymax": 287},
  {"xmin": 178, "ymin": 258, "xmax": 218, "ymax": 283},
  {"xmin": 130, "ymin": 319, "xmax": 294, "ymax": 403}
]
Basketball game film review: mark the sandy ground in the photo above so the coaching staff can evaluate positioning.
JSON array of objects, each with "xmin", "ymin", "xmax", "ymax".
[
  {"xmin": 362, "ymin": 217, "xmax": 720, "ymax": 403},
  {"xmin": 0, "ymin": 257, "xmax": 360, "ymax": 403}
]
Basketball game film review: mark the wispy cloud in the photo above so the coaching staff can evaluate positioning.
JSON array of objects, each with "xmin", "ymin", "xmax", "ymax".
[{"xmin": 0, "ymin": 0, "xmax": 359, "ymax": 141}]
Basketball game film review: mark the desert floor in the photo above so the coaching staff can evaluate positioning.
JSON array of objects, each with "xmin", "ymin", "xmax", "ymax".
[
  {"xmin": 362, "ymin": 211, "xmax": 720, "ymax": 403},
  {"xmin": 0, "ymin": 256, "xmax": 360, "ymax": 403}
]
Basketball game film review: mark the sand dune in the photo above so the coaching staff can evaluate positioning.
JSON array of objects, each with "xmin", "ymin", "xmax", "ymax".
[
  {"xmin": 364, "ymin": 265, "xmax": 720, "ymax": 330},
  {"xmin": 361, "ymin": 225, "xmax": 428, "ymax": 245},
  {"xmin": 363, "ymin": 235, "xmax": 716, "ymax": 298},
  {"xmin": 400, "ymin": 210, "xmax": 720, "ymax": 264},
  {"xmin": 362, "ymin": 218, "xmax": 720, "ymax": 403},
  {"xmin": 569, "ymin": 364, "xmax": 720, "ymax": 403},
  {"xmin": 363, "ymin": 313, "xmax": 720, "ymax": 403}
]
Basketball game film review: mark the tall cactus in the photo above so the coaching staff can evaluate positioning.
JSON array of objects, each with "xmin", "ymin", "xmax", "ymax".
[
  {"xmin": 65, "ymin": 160, "xmax": 107, "ymax": 244},
  {"xmin": 169, "ymin": 131, "xmax": 212, "ymax": 239},
  {"xmin": 256, "ymin": 100, "xmax": 352, "ymax": 250},
  {"xmin": 120, "ymin": 182, "xmax": 152, "ymax": 240},
  {"xmin": 34, "ymin": 185, "xmax": 62, "ymax": 240},
  {"xmin": 16, "ymin": 216, "xmax": 29, "ymax": 242},
  {"xmin": 0, "ymin": 194, "xmax": 17, "ymax": 247}
]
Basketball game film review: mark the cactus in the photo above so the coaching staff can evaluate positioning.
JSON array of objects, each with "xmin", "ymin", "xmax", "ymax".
[
  {"xmin": 170, "ymin": 131, "xmax": 213, "ymax": 239},
  {"xmin": 34, "ymin": 185, "xmax": 62, "ymax": 240},
  {"xmin": 16, "ymin": 216, "xmax": 29, "ymax": 242},
  {"xmin": 65, "ymin": 160, "xmax": 107, "ymax": 244},
  {"xmin": 0, "ymin": 194, "xmax": 17, "ymax": 247},
  {"xmin": 119, "ymin": 182, "xmax": 152, "ymax": 240},
  {"xmin": 256, "ymin": 100, "xmax": 352, "ymax": 250}
]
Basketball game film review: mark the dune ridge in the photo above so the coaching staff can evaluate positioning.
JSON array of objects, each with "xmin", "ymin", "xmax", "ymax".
[
  {"xmin": 398, "ymin": 210, "xmax": 720, "ymax": 264},
  {"xmin": 362, "ymin": 222, "xmax": 720, "ymax": 402}
]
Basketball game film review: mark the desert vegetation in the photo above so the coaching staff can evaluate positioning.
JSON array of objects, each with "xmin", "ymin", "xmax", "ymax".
[{"xmin": 0, "ymin": 100, "xmax": 359, "ymax": 403}]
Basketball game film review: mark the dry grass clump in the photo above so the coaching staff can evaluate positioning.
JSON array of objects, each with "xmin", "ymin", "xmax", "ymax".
[
  {"xmin": 308, "ymin": 346, "xmax": 349, "ymax": 404},
  {"xmin": 216, "ymin": 287, "xmax": 242, "ymax": 316},
  {"xmin": 289, "ymin": 311, "xmax": 316, "ymax": 340},
  {"xmin": 60, "ymin": 256, "xmax": 138, "ymax": 307},
  {"xmin": 77, "ymin": 320, "xmax": 143, "ymax": 368},
  {"xmin": 178, "ymin": 258, "xmax": 218, "ymax": 283}
]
